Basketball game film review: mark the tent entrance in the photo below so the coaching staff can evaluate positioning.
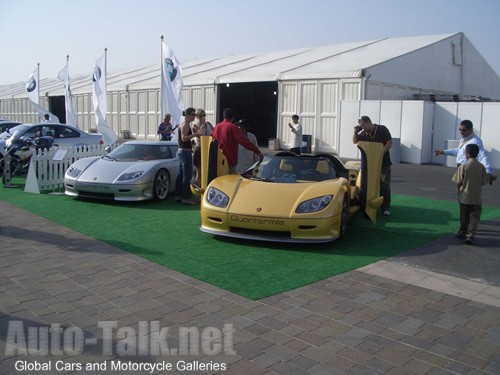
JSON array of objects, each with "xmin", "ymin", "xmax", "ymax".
[{"xmin": 218, "ymin": 82, "xmax": 278, "ymax": 147}]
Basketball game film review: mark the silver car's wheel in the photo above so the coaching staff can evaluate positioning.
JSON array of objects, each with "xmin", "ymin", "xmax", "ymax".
[{"xmin": 153, "ymin": 169, "xmax": 170, "ymax": 201}]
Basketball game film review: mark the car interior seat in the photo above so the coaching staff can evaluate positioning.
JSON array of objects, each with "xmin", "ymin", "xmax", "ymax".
[{"xmin": 316, "ymin": 160, "xmax": 329, "ymax": 175}]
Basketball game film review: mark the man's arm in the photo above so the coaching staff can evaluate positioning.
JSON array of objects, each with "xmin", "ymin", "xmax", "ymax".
[{"xmin": 233, "ymin": 126, "xmax": 262, "ymax": 157}]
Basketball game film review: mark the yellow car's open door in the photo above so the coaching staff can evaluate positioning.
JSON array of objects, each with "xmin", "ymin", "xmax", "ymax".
[
  {"xmin": 191, "ymin": 135, "xmax": 228, "ymax": 196},
  {"xmin": 356, "ymin": 141, "xmax": 384, "ymax": 223}
]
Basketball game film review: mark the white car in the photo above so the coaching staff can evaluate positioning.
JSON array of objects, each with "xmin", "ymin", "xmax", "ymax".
[
  {"xmin": 0, "ymin": 123, "xmax": 103, "ymax": 148},
  {"xmin": 64, "ymin": 141, "xmax": 179, "ymax": 201}
]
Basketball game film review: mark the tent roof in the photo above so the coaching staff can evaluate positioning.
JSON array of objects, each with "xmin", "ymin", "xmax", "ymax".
[{"xmin": 0, "ymin": 33, "xmax": 458, "ymax": 98}]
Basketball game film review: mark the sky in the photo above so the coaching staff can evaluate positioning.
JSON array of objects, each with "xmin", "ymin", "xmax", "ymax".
[{"xmin": 1, "ymin": 0, "xmax": 500, "ymax": 86}]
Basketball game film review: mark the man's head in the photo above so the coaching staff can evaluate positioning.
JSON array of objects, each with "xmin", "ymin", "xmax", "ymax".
[
  {"xmin": 236, "ymin": 119, "xmax": 249, "ymax": 134},
  {"xmin": 223, "ymin": 108, "xmax": 235, "ymax": 121},
  {"xmin": 44, "ymin": 114, "xmax": 50, "ymax": 121},
  {"xmin": 459, "ymin": 120, "xmax": 473, "ymax": 137},
  {"xmin": 183, "ymin": 107, "xmax": 196, "ymax": 119},
  {"xmin": 358, "ymin": 115, "xmax": 373, "ymax": 131},
  {"xmin": 465, "ymin": 143, "xmax": 479, "ymax": 159},
  {"xmin": 292, "ymin": 114, "xmax": 299, "ymax": 124},
  {"xmin": 164, "ymin": 114, "xmax": 171, "ymax": 122},
  {"xmin": 196, "ymin": 108, "xmax": 206, "ymax": 120}
]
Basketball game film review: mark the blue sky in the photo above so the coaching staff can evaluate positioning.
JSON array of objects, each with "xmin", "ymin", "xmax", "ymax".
[{"xmin": 1, "ymin": 0, "xmax": 499, "ymax": 85}]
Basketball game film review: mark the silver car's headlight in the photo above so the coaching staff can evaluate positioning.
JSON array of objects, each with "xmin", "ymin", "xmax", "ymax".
[
  {"xmin": 117, "ymin": 171, "xmax": 144, "ymax": 181},
  {"xmin": 296, "ymin": 195, "xmax": 333, "ymax": 213},
  {"xmin": 66, "ymin": 166, "xmax": 82, "ymax": 178},
  {"xmin": 206, "ymin": 187, "xmax": 229, "ymax": 208}
]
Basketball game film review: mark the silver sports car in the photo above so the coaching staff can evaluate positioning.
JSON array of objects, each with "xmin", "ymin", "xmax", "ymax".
[{"xmin": 64, "ymin": 141, "xmax": 179, "ymax": 201}]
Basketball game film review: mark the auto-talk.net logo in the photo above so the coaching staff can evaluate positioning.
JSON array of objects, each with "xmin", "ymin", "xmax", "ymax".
[{"xmin": 5, "ymin": 320, "xmax": 235, "ymax": 373}]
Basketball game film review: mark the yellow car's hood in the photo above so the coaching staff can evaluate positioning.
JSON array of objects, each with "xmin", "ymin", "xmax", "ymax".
[{"xmin": 210, "ymin": 175, "xmax": 345, "ymax": 217}]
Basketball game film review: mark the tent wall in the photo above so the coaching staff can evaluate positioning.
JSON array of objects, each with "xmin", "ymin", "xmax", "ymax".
[
  {"xmin": 278, "ymin": 78, "xmax": 361, "ymax": 154},
  {"xmin": 339, "ymin": 100, "xmax": 500, "ymax": 170},
  {"xmin": 182, "ymin": 85, "xmax": 217, "ymax": 125}
]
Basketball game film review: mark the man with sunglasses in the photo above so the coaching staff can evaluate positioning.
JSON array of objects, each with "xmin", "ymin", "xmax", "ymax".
[{"xmin": 435, "ymin": 120, "xmax": 496, "ymax": 185}]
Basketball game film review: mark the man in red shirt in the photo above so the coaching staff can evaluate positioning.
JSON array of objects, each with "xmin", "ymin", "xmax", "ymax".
[{"xmin": 212, "ymin": 108, "xmax": 263, "ymax": 174}]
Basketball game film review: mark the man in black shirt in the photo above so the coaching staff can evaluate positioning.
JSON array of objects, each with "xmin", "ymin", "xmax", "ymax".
[{"xmin": 353, "ymin": 115, "xmax": 393, "ymax": 216}]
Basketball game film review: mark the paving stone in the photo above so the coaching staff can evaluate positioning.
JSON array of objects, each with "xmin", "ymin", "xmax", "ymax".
[
  {"xmin": 293, "ymin": 330, "xmax": 329, "ymax": 347},
  {"xmin": 412, "ymin": 350, "xmax": 450, "ymax": 367},
  {"xmin": 376, "ymin": 345, "xmax": 418, "ymax": 366},
  {"xmin": 301, "ymin": 346, "xmax": 336, "ymax": 364},
  {"xmin": 337, "ymin": 346, "xmax": 374, "ymax": 365},
  {"xmin": 226, "ymin": 358, "xmax": 268, "ymax": 374},
  {"xmin": 282, "ymin": 338, "xmax": 311, "ymax": 353},
  {"xmin": 401, "ymin": 358, "xmax": 435, "ymax": 374},
  {"xmin": 256, "ymin": 316, "xmax": 288, "ymax": 331},
  {"xmin": 434, "ymin": 313, "xmax": 470, "ymax": 329},
  {"xmin": 267, "ymin": 360, "xmax": 305, "ymax": 375},
  {"xmin": 450, "ymin": 350, "xmax": 490, "ymax": 369},
  {"xmin": 400, "ymin": 335, "xmax": 434, "ymax": 350},
  {"xmin": 365, "ymin": 357, "xmax": 396, "ymax": 373},
  {"xmin": 251, "ymin": 353, "xmax": 281, "ymax": 368},
  {"xmin": 233, "ymin": 338, "xmax": 274, "ymax": 360},
  {"xmin": 307, "ymin": 362, "xmax": 346, "ymax": 375},
  {"xmin": 264, "ymin": 344, "xmax": 300, "ymax": 362}
]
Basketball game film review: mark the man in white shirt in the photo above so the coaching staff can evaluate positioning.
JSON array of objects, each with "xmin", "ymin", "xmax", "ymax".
[
  {"xmin": 236, "ymin": 119, "xmax": 259, "ymax": 173},
  {"xmin": 288, "ymin": 114, "xmax": 302, "ymax": 154},
  {"xmin": 435, "ymin": 119, "xmax": 496, "ymax": 185}
]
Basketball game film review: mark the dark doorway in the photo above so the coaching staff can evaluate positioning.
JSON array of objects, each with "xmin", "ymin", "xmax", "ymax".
[
  {"xmin": 48, "ymin": 96, "xmax": 66, "ymax": 123},
  {"xmin": 218, "ymin": 82, "xmax": 278, "ymax": 147}
]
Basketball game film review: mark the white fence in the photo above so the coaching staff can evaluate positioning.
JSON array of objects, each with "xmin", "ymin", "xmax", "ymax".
[{"xmin": 25, "ymin": 144, "xmax": 114, "ymax": 193}]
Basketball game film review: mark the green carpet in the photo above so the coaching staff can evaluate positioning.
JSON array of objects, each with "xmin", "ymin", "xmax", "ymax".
[{"xmin": 2, "ymin": 177, "xmax": 500, "ymax": 300}]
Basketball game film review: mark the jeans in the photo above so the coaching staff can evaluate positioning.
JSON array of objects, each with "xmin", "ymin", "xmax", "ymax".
[
  {"xmin": 175, "ymin": 149, "xmax": 193, "ymax": 200},
  {"xmin": 380, "ymin": 165, "xmax": 391, "ymax": 211}
]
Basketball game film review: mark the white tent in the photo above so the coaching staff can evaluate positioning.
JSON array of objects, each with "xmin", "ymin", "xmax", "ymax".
[{"xmin": 1, "ymin": 32, "xmax": 499, "ymax": 154}]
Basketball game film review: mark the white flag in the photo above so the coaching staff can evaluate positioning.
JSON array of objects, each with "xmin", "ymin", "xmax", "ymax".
[
  {"xmin": 57, "ymin": 60, "xmax": 78, "ymax": 127},
  {"xmin": 26, "ymin": 66, "xmax": 60, "ymax": 123},
  {"xmin": 161, "ymin": 40, "xmax": 184, "ymax": 126},
  {"xmin": 92, "ymin": 54, "xmax": 117, "ymax": 145},
  {"xmin": 26, "ymin": 68, "xmax": 40, "ymax": 106}
]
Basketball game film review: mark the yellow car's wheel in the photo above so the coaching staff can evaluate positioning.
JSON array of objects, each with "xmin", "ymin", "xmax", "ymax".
[{"xmin": 339, "ymin": 194, "xmax": 349, "ymax": 239}]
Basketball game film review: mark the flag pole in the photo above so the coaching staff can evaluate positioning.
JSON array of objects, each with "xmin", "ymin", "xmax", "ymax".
[
  {"xmin": 104, "ymin": 47, "xmax": 108, "ymax": 87},
  {"xmin": 160, "ymin": 35, "xmax": 164, "ymax": 117},
  {"xmin": 36, "ymin": 62, "xmax": 40, "ymax": 101}
]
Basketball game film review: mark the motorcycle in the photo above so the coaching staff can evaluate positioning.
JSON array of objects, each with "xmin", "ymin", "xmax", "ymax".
[{"xmin": 1, "ymin": 135, "xmax": 56, "ymax": 179}]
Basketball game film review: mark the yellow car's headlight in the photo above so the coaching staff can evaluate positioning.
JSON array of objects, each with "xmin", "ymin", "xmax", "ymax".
[
  {"xmin": 206, "ymin": 187, "xmax": 229, "ymax": 208},
  {"xmin": 296, "ymin": 195, "xmax": 333, "ymax": 213}
]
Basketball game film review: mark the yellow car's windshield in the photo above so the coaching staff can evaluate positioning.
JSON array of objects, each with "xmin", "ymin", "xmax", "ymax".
[{"xmin": 244, "ymin": 155, "xmax": 337, "ymax": 183}]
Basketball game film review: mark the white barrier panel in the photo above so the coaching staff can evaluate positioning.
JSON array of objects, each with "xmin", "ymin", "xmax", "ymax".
[{"xmin": 25, "ymin": 144, "xmax": 115, "ymax": 193}]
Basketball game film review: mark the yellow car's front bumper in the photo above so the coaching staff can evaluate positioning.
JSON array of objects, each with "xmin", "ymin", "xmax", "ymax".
[{"xmin": 201, "ymin": 210, "xmax": 343, "ymax": 243}]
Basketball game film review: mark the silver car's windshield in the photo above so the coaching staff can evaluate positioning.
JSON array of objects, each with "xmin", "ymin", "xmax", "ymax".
[
  {"xmin": 107, "ymin": 144, "xmax": 177, "ymax": 161},
  {"xmin": 2, "ymin": 124, "xmax": 31, "ymax": 139},
  {"xmin": 244, "ymin": 155, "xmax": 337, "ymax": 183}
]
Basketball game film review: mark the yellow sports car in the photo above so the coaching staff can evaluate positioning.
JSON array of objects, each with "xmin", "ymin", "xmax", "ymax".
[{"xmin": 194, "ymin": 137, "xmax": 383, "ymax": 243}]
